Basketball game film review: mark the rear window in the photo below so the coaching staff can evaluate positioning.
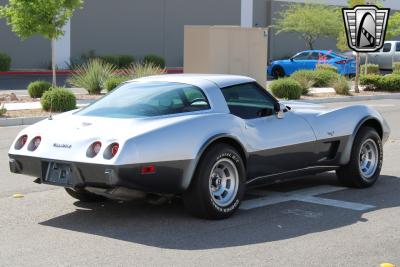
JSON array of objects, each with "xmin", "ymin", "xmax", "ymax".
[{"xmin": 76, "ymin": 82, "xmax": 210, "ymax": 118}]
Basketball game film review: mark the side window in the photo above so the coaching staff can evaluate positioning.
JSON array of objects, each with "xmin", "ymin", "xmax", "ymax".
[
  {"xmin": 293, "ymin": 52, "xmax": 309, "ymax": 60},
  {"xmin": 383, "ymin": 43, "xmax": 392, "ymax": 53},
  {"xmin": 309, "ymin": 52, "xmax": 320, "ymax": 60},
  {"xmin": 221, "ymin": 83, "xmax": 276, "ymax": 119},
  {"xmin": 396, "ymin": 42, "xmax": 400, "ymax": 52}
]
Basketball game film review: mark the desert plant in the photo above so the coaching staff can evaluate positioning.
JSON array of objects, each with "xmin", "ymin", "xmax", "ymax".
[
  {"xmin": 143, "ymin": 54, "xmax": 165, "ymax": 68},
  {"xmin": 116, "ymin": 55, "xmax": 135, "ymax": 68},
  {"xmin": 360, "ymin": 64, "xmax": 380, "ymax": 75},
  {"xmin": 393, "ymin": 62, "xmax": 400, "ymax": 75},
  {"xmin": 270, "ymin": 78, "xmax": 302, "ymax": 100},
  {"xmin": 333, "ymin": 76, "xmax": 351, "ymax": 95},
  {"xmin": 312, "ymin": 69, "xmax": 339, "ymax": 87},
  {"xmin": 0, "ymin": 53, "xmax": 11, "ymax": 71},
  {"xmin": 360, "ymin": 74, "xmax": 382, "ymax": 89},
  {"xmin": 0, "ymin": 103, "xmax": 6, "ymax": 116},
  {"xmin": 361, "ymin": 74, "xmax": 400, "ymax": 92},
  {"xmin": 104, "ymin": 76, "xmax": 129, "ymax": 92},
  {"xmin": 379, "ymin": 74, "xmax": 400, "ymax": 92},
  {"xmin": 290, "ymin": 70, "xmax": 315, "ymax": 95},
  {"xmin": 316, "ymin": 64, "xmax": 338, "ymax": 73},
  {"xmin": 68, "ymin": 59, "xmax": 117, "ymax": 94},
  {"xmin": 41, "ymin": 87, "xmax": 76, "ymax": 112},
  {"xmin": 27, "ymin": 81, "xmax": 52, "ymax": 98},
  {"xmin": 122, "ymin": 62, "xmax": 165, "ymax": 79},
  {"xmin": 100, "ymin": 55, "xmax": 134, "ymax": 69}
]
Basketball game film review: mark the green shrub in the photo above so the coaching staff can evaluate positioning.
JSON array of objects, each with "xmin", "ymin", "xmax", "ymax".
[
  {"xmin": 100, "ymin": 55, "xmax": 135, "ymax": 69},
  {"xmin": 291, "ymin": 69, "xmax": 338, "ymax": 88},
  {"xmin": 361, "ymin": 74, "xmax": 400, "ymax": 91},
  {"xmin": 0, "ymin": 53, "xmax": 11, "ymax": 71},
  {"xmin": 360, "ymin": 64, "xmax": 380, "ymax": 75},
  {"xmin": 360, "ymin": 74, "xmax": 382, "ymax": 88},
  {"xmin": 333, "ymin": 77, "xmax": 351, "ymax": 95},
  {"xmin": 379, "ymin": 74, "xmax": 400, "ymax": 92},
  {"xmin": 270, "ymin": 78, "xmax": 302, "ymax": 100},
  {"xmin": 393, "ymin": 62, "xmax": 400, "ymax": 75},
  {"xmin": 68, "ymin": 59, "xmax": 116, "ymax": 94},
  {"xmin": 99, "ymin": 55, "xmax": 119, "ymax": 67},
  {"xmin": 122, "ymin": 62, "xmax": 165, "ymax": 79},
  {"xmin": 104, "ymin": 76, "xmax": 129, "ymax": 92},
  {"xmin": 41, "ymin": 87, "xmax": 76, "ymax": 112},
  {"xmin": 117, "ymin": 55, "xmax": 135, "ymax": 68},
  {"xmin": 0, "ymin": 103, "xmax": 6, "ymax": 117},
  {"xmin": 27, "ymin": 81, "xmax": 52, "ymax": 98},
  {"xmin": 143, "ymin": 54, "xmax": 165, "ymax": 68},
  {"xmin": 316, "ymin": 64, "xmax": 338, "ymax": 73},
  {"xmin": 290, "ymin": 70, "xmax": 315, "ymax": 95},
  {"xmin": 312, "ymin": 69, "xmax": 339, "ymax": 87}
]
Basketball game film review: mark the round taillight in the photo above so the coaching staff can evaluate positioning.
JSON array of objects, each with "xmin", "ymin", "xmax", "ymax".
[
  {"xmin": 87, "ymin": 141, "xmax": 102, "ymax": 158},
  {"xmin": 93, "ymin": 142, "xmax": 101, "ymax": 154},
  {"xmin": 28, "ymin": 136, "xmax": 41, "ymax": 151},
  {"xmin": 15, "ymin": 135, "xmax": 28, "ymax": 150},
  {"xmin": 111, "ymin": 143, "xmax": 119, "ymax": 156},
  {"xmin": 103, "ymin": 142, "xmax": 119, "ymax": 159}
]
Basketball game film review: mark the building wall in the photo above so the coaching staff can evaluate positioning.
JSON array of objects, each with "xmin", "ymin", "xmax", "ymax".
[
  {"xmin": 1, "ymin": 0, "xmax": 399, "ymax": 68},
  {"xmin": 71, "ymin": 0, "xmax": 241, "ymax": 68},
  {"xmin": 0, "ymin": 0, "xmax": 51, "ymax": 69}
]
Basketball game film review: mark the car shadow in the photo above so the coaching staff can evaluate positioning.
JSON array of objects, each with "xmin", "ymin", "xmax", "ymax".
[{"xmin": 39, "ymin": 173, "xmax": 400, "ymax": 250}]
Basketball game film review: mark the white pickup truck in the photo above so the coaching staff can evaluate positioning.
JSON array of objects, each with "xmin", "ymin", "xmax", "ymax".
[{"xmin": 360, "ymin": 41, "xmax": 400, "ymax": 70}]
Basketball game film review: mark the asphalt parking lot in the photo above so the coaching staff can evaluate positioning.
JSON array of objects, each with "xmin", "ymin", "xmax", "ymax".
[{"xmin": 0, "ymin": 99, "xmax": 399, "ymax": 266}]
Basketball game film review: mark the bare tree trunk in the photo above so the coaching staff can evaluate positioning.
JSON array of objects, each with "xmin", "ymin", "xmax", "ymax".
[
  {"xmin": 51, "ymin": 39, "xmax": 57, "ymax": 86},
  {"xmin": 365, "ymin": 53, "xmax": 369, "ymax": 75},
  {"xmin": 355, "ymin": 52, "xmax": 360, "ymax": 93}
]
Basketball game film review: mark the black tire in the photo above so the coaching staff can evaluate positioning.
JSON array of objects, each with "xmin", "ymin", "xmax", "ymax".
[
  {"xmin": 183, "ymin": 144, "xmax": 246, "ymax": 219},
  {"xmin": 336, "ymin": 127, "xmax": 383, "ymax": 188},
  {"xmin": 272, "ymin": 66, "xmax": 285, "ymax": 79},
  {"xmin": 65, "ymin": 188, "xmax": 106, "ymax": 202}
]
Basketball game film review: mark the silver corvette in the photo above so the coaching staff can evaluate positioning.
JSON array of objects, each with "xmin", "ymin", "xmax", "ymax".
[{"xmin": 8, "ymin": 74, "xmax": 390, "ymax": 219}]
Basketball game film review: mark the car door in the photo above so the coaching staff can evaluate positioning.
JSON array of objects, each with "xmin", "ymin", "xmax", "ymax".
[
  {"xmin": 393, "ymin": 42, "xmax": 400, "ymax": 65},
  {"xmin": 220, "ymin": 83, "xmax": 317, "ymax": 179},
  {"xmin": 378, "ymin": 42, "xmax": 393, "ymax": 70},
  {"xmin": 302, "ymin": 52, "xmax": 320, "ymax": 70},
  {"xmin": 287, "ymin": 52, "xmax": 310, "ymax": 74}
]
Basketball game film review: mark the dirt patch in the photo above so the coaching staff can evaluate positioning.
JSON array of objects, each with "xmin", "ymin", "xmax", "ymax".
[
  {"xmin": 302, "ymin": 90, "xmax": 391, "ymax": 100},
  {"xmin": 1, "ymin": 109, "xmax": 59, "ymax": 118},
  {"xmin": 0, "ymin": 93, "xmax": 102, "ymax": 104}
]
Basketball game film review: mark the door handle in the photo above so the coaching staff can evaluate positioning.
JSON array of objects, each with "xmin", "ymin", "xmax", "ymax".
[{"xmin": 245, "ymin": 122, "xmax": 256, "ymax": 129}]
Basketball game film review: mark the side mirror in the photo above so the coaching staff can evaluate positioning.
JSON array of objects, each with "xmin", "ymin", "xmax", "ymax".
[
  {"xmin": 290, "ymin": 58, "xmax": 294, "ymax": 62},
  {"xmin": 274, "ymin": 103, "xmax": 286, "ymax": 119}
]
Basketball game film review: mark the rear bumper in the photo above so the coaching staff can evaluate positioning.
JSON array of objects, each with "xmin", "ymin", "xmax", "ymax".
[{"xmin": 8, "ymin": 154, "xmax": 192, "ymax": 194}]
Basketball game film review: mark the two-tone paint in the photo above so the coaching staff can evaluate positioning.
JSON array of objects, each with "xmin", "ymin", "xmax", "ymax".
[{"xmin": 8, "ymin": 74, "xmax": 390, "ymax": 195}]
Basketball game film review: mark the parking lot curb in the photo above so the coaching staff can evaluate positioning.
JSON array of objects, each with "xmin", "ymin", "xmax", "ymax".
[
  {"xmin": 302, "ymin": 93, "xmax": 400, "ymax": 103},
  {"xmin": 0, "ymin": 116, "xmax": 47, "ymax": 127}
]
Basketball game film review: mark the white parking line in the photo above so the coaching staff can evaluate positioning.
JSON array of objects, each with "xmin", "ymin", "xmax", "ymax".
[{"xmin": 241, "ymin": 185, "xmax": 375, "ymax": 211}]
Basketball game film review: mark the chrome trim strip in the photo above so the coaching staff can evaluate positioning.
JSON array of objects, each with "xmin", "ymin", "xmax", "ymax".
[{"xmin": 246, "ymin": 165, "xmax": 340, "ymax": 185}]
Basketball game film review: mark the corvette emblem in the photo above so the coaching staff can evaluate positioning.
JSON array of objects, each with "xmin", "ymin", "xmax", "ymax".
[{"xmin": 53, "ymin": 143, "xmax": 72, "ymax": 149}]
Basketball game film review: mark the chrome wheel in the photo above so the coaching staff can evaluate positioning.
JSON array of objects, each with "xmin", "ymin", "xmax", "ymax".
[
  {"xmin": 209, "ymin": 158, "xmax": 239, "ymax": 207},
  {"xmin": 359, "ymin": 138, "xmax": 379, "ymax": 179}
]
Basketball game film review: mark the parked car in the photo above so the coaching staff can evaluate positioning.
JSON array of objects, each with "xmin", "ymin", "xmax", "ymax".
[
  {"xmin": 267, "ymin": 50, "xmax": 356, "ymax": 79},
  {"xmin": 359, "ymin": 41, "xmax": 400, "ymax": 70},
  {"xmin": 9, "ymin": 74, "xmax": 390, "ymax": 219}
]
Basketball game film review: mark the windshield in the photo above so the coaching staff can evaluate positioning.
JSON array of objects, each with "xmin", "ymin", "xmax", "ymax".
[{"xmin": 76, "ymin": 81, "xmax": 210, "ymax": 118}]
